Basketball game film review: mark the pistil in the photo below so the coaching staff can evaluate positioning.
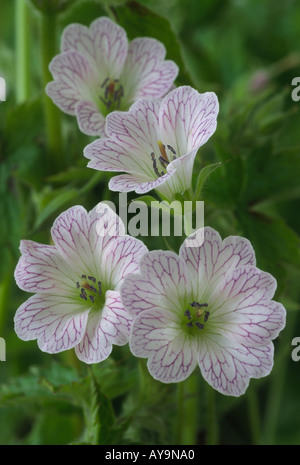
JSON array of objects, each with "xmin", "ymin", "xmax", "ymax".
[
  {"xmin": 150, "ymin": 142, "xmax": 177, "ymax": 178},
  {"xmin": 184, "ymin": 301, "xmax": 209, "ymax": 331},
  {"xmin": 99, "ymin": 77, "xmax": 124, "ymax": 115},
  {"xmin": 77, "ymin": 274, "xmax": 103, "ymax": 306}
]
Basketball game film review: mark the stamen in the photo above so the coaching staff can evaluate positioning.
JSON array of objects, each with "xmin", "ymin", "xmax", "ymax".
[
  {"xmin": 98, "ymin": 281, "xmax": 102, "ymax": 295},
  {"xmin": 167, "ymin": 145, "xmax": 176, "ymax": 155},
  {"xmin": 184, "ymin": 301, "xmax": 209, "ymax": 332},
  {"xmin": 80, "ymin": 288, "xmax": 87, "ymax": 301},
  {"xmin": 159, "ymin": 156, "xmax": 169, "ymax": 169},
  {"xmin": 77, "ymin": 275, "xmax": 103, "ymax": 304},
  {"xmin": 99, "ymin": 77, "xmax": 124, "ymax": 113},
  {"xmin": 151, "ymin": 152, "xmax": 162, "ymax": 178},
  {"xmin": 195, "ymin": 322, "xmax": 204, "ymax": 330},
  {"xmin": 184, "ymin": 309, "xmax": 192, "ymax": 320},
  {"xmin": 101, "ymin": 77, "xmax": 109, "ymax": 88}
]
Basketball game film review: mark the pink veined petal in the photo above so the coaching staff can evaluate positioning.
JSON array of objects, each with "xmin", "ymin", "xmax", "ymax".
[
  {"xmin": 121, "ymin": 250, "xmax": 191, "ymax": 318},
  {"xmin": 46, "ymin": 50, "xmax": 99, "ymax": 114},
  {"xmin": 75, "ymin": 100, "xmax": 106, "ymax": 136},
  {"xmin": 50, "ymin": 204, "xmax": 125, "ymax": 279},
  {"xmin": 162, "ymin": 150, "xmax": 197, "ymax": 197},
  {"xmin": 180, "ymin": 226, "xmax": 256, "ymax": 292},
  {"xmin": 14, "ymin": 294, "xmax": 89, "ymax": 354},
  {"xmin": 198, "ymin": 334, "xmax": 274, "ymax": 396},
  {"xmin": 159, "ymin": 86, "xmax": 219, "ymax": 155},
  {"xmin": 129, "ymin": 308, "xmax": 198, "ymax": 383},
  {"xmin": 75, "ymin": 290, "xmax": 133, "ymax": 363},
  {"xmin": 121, "ymin": 37, "xmax": 178, "ymax": 104},
  {"xmin": 105, "ymin": 98, "xmax": 161, "ymax": 155},
  {"xmin": 84, "ymin": 136, "xmax": 155, "ymax": 176},
  {"xmin": 61, "ymin": 17, "xmax": 128, "ymax": 78},
  {"xmin": 101, "ymin": 235, "xmax": 148, "ymax": 290},
  {"xmin": 108, "ymin": 171, "xmax": 175, "ymax": 196},
  {"xmin": 208, "ymin": 266, "xmax": 285, "ymax": 346},
  {"xmin": 14, "ymin": 240, "xmax": 76, "ymax": 295}
]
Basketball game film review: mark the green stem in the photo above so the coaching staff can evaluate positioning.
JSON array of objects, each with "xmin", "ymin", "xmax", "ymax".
[
  {"xmin": 206, "ymin": 385, "xmax": 218, "ymax": 445},
  {"xmin": 39, "ymin": 10, "xmax": 64, "ymax": 172},
  {"xmin": 176, "ymin": 374, "xmax": 198, "ymax": 445},
  {"xmin": 247, "ymin": 387, "xmax": 261, "ymax": 445},
  {"xmin": 15, "ymin": 0, "xmax": 30, "ymax": 103}
]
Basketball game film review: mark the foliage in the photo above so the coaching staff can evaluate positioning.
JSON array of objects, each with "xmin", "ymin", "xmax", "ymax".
[{"xmin": 0, "ymin": 0, "xmax": 300, "ymax": 445}]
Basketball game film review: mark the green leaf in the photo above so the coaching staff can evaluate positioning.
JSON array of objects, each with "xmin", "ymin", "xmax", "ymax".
[
  {"xmin": 33, "ymin": 187, "xmax": 79, "ymax": 230},
  {"xmin": 112, "ymin": 1, "xmax": 194, "ymax": 86},
  {"xmin": 194, "ymin": 162, "xmax": 222, "ymax": 200}
]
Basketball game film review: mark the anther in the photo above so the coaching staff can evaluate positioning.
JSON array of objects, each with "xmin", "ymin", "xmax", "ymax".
[
  {"xmin": 195, "ymin": 322, "xmax": 204, "ymax": 330},
  {"xmin": 184, "ymin": 309, "xmax": 192, "ymax": 320},
  {"xmin": 98, "ymin": 281, "xmax": 102, "ymax": 295},
  {"xmin": 80, "ymin": 288, "xmax": 87, "ymax": 301},
  {"xmin": 159, "ymin": 156, "xmax": 169, "ymax": 169},
  {"xmin": 88, "ymin": 276, "xmax": 96, "ymax": 283},
  {"xmin": 167, "ymin": 145, "xmax": 176, "ymax": 155},
  {"xmin": 186, "ymin": 322, "xmax": 193, "ymax": 328}
]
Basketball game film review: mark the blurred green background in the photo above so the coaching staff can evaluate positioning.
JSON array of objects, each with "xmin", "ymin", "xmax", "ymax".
[{"xmin": 0, "ymin": 0, "xmax": 300, "ymax": 445}]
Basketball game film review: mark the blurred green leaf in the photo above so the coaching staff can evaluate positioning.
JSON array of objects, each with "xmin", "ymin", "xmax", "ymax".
[{"xmin": 112, "ymin": 1, "xmax": 194, "ymax": 86}]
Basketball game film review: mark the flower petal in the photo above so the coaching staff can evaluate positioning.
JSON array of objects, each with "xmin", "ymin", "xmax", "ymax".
[
  {"xmin": 129, "ymin": 308, "xmax": 198, "ymax": 383},
  {"xmin": 46, "ymin": 50, "xmax": 98, "ymax": 114},
  {"xmin": 209, "ymin": 266, "xmax": 285, "ymax": 346},
  {"xmin": 14, "ymin": 240, "xmax": 76, "ymax": 295},
  {"xmin": 108, "ymin": 172, "xmax": 174, "ymax": 196},
  {"xmin": 75, "ymin": 290, "xmax": 132, "ymax": 363},
  {"xmin": 198, "ymin": 334, "xmax": 274, "ymax": 396},
  {"xmin": 180, "ymin": 226, "xmax": 256, "ymax": 293},
  {"xmin": 61, "ymin": 17, "xmax": 128, "ymax": 78},
  {"xmin": 75, "ymin": 100, "xmax": 106, "ymax": 136},
  {"xmin": 101, "ymin": 235, "xmax": 148, "ymax": 290},
  {"xmin": 121, "ymin": 250, "xmax": 191, "ymax": 317},
  {"xmin": 159, "ymin": 86, "xmax": 219, "ymax": 155},
  {"xmin": 50, "ymin": 204, "xmax": 125, "ymax": 279},
  {"xmin": 121, "ymin": 37, "xmax": 178, "ymax": 103},
  {"xmin": 14, "ymin": 294, "xmax": 88, "ymax": 353}
]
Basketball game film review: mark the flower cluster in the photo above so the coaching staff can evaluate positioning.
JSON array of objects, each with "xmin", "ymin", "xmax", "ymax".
[{"xmin": 14, "ymin": 17, "xmax": 286, "ymax": 397}]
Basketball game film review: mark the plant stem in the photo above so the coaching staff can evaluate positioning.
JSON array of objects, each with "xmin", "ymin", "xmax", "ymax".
[
  {"xmin": 176, "ymin": 374, "xmax": 198, "ymax": 445},
  {"xmin": 247, "ymin": 387, "xmax": 261, "ymax": 445},
  {"xmin": 39, "ymin": 10, "xmax": 64, "ymax": 172},
  {"xmin": 15, "ymin": 0, "xmax": 30, "ymax": 103},
  {"xmin": 206, "ymin": 385, "xmax": 219, "ymax": 445}
]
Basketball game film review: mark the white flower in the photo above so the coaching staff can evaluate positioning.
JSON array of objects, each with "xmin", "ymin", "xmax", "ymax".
[
  {"xmin": 120, "ymin": 227, "xmax": 286, "ymax": 396},
  {"xmin": 14, "ymin": 202, "xmax": 147, "ymax": 363},
  {"xmin": 46, "ymin": 17, "xmax": 178, "ymax": 136},
  {"xmin": 84, "ymin": 86, "xmax": 219, "ymax": 200}
]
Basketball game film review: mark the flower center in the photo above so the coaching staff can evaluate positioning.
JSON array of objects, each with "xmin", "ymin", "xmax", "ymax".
[
  {"xmin": 76, "ymin": 274, "xmax": 105, "ymax": 309},
  {"xmin": 98, "ymin": 77, "xmax": 124, "ymax": 116},
  {"xmin": 150, "ymin": 141, "xmax": 177, "ymax": 178},
  {"xmin": 182, "ymin": 301, "xmax": 210, "ymax": 334}
]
